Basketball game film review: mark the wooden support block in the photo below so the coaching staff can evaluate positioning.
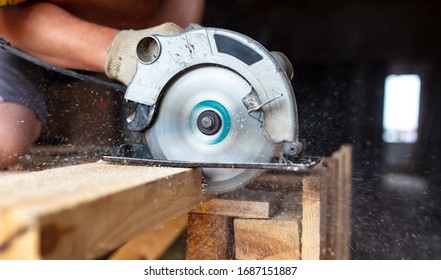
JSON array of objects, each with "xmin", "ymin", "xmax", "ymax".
[
  {"xmin": 191, "ymin": 190, "xmax": 283, "ymax": 219},
  {"xmin": 0, "ymin": 212, "xmax": 39, "ymax": 259},
  {"xmin": 320, "ymin": 157, "xmax": 338, "ymax": 259},
  {"xmin": 186, "ymin": 212, "xmax": 233, "ymax": 260},
  {"xmin": 332, "ymin": 145, "xmax": 352, "ymax": 259},
  {"xmin": 183, "ymin": 145, "xmax": 353, "ymax": 260},
  {"xmin": 313, "ymin": 145, "xmax": 352, "ymax": 260},
  {"xmin": 192, "ymin": 199, "xmax": 271, "ymax": 218},
  {"xmin": 110, "ymin": 214, "xmax": 188, "ymax": 260},
  {"xmin": 301, "ymin": 176, "xmax": 322, "ymax": 260},
  {"xmin": 234, "ymin": 218, "xmax": 300, "ymax": 260},
  {"xmin": 0, "ymin": 161, "xmax": 202, "ymax": 259}
]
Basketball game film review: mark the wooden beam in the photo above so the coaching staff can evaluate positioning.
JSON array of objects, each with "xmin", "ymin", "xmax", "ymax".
[
  {"xmin": 110, "ymin": 214, "xmax": 188, "ymax": 260},
  {"xmin": 191, "ymin": 199, "xmax": 271, "ymax": 218},
  {"xmin": 186, "ymin": 213, "xmax": 233, "ymax": 260},
  {"xmin": 301, "ymin": 176, "xmax": 322, "ymax": 260},
  {"xmin": 234, "ymin": 218, "xmax": 300, "ymax": 260},
  {"xmin": 333, "ymin": 145, "xmax": 352, "ymax": 259},
  {"xmin": 320, "ymin": 157, "xmax": 338, "ymax": 259},
  {"xmin": 314, "ymin": 145, "xmax": 352, "ymax": 260},
  {"xmin": 191, "ymin": 190, "xmax": 283, "ymax": 219},
  {"xmin": 0, "ymin": 161, "xmax": 202, "ymax": 259}
]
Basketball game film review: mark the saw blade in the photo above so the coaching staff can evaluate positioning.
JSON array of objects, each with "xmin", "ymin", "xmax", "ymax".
[{"xmin": 146, "ymin": 66, "xmax": 274, "ymax": 192}]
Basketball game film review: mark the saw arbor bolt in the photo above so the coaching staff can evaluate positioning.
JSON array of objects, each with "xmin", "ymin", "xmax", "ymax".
[{"xmin": 197, "ymin": 110, "xmax": 222, "ymax": 135}]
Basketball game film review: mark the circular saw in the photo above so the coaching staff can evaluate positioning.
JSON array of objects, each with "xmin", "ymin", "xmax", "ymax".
[{"xmin": 105, "ymin": 27, "xmax": 317, "ymax": 193}]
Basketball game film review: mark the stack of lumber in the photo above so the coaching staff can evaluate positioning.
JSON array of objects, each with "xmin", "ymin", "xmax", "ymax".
[
  {"xmin": 0, "ymin": 145, "xmax": 352, "ymax": 260},
  {"xmin": 187, "ymin": 145, "xmax": 352, "ymax": 260},
  {"xmin": 0, "ymin": 161, "xmax": 202, "ymax": 259}
]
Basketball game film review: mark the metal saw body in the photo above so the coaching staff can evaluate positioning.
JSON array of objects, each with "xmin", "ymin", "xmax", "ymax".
[
  {"xmin": 126, "ymin": 28, "xmax": 299, "ymax": 146},
  {"xmin": 113, "ymin": 27, "xmax": 312, "ymax": 192}
]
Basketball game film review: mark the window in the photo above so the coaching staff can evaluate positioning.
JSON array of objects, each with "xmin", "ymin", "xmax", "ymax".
[{"xmin": 383, "ymin": 74, "xmax": 421, "ymax": 143}]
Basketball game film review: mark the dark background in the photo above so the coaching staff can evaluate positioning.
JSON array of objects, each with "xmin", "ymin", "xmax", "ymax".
[{"xmin": 39, "ymin": 0, "xmax": 441, "ymax": 259}]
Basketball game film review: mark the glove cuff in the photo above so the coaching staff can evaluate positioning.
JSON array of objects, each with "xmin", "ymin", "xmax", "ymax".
[{"xmin": 105, "ymin": 30, "xmax": 138, "ymax": 85}]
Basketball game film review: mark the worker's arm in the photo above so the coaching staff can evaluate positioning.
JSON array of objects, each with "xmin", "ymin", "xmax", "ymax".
[
  {"xmin": 0, "ymin": 0, "xmax": 205, "ymax": 83},
  {"xmin": 0, "ymin": 2, "xmax": 117, "ymax": 72}
]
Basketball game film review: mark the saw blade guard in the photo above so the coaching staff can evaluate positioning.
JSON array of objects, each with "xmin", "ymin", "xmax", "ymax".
[{"xmin": 125, "ymin": 27, "xmax": 300, "ymax": 146}]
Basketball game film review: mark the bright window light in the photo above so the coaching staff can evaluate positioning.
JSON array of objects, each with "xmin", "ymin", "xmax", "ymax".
[{"xmin": 383, "ymin": 74, "xmax": 421, "ymax": 143}]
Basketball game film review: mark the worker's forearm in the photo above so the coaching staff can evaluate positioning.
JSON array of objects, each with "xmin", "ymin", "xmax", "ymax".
[{"xmin": 0, "ymin": 2, "xmax": 117, "ymax": 72}]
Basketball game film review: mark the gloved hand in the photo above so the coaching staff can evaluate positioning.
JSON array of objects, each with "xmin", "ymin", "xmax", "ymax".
[{"xmin": 105, "ymin": 22, "xmax": 183, "ymax": 85}]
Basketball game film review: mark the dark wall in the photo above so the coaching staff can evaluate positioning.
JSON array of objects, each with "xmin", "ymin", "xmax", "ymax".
[
  {"xmin": 204, "ymin": 0, "xmax": 441, "ymax": 156},
  {"xmin": 204, "ymin": 0, "xmax": 441, "ymax": 259}
]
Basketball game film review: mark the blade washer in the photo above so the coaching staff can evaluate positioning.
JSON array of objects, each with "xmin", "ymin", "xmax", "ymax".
[{"xmin": 191, "ymin": 100, "xmax": 230, "ymax": 144}]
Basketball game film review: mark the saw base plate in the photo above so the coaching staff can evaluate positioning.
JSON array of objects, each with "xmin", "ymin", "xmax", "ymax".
[{"xmin": 102, "ymin": 155, "xmax": 320, "ymax": 172}]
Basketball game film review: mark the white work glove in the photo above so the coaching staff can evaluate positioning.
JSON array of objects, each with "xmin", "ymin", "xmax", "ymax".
[{"xmin": 105, "ymin": 22, "xmax": 184, "ymax": 85}]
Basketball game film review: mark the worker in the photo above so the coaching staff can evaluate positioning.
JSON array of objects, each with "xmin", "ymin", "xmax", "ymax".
[{"xmin": 0, "ymin": 0, "xmax": 205, "ymax": 169}]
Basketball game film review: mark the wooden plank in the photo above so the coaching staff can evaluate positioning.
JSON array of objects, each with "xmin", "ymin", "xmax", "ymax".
[
  {"xmin": 333, "ymin": 145, "xmax": 352, "ymax": 259},
  {"xmin": 192, "ymin": 199, "xmax": 271, "ymax": 218},
  {"xmin": 110, "ymin": 214, "xmax": 187, "ymax": 260},
  {"xmin": 186, "ymin": 213, "xmax": 233, "ymax": 260},
  {"xmin": 301, "ymin": 176, "xmax": 321, "ymax": 260},
  {"xmin": 317, "ymin": 145, "xmax": 353, "ymax": 260},
  {"xmin": 320, "ymin": 157, "xmax": 339, "ymax": 259},
  {"xmin": 0, "ymin": 212, "xmax": 39, "ymax": 259},
  {"xmin": 250, "ymin": 171, "xmax": 305, "ymax": 190},
  {"xmin": 0, "ymin": 161, "xmax": 202, "ymax": 259},
  {"xmin": 318, "ymin": 167, "xmax": 329, "ymax": 260},
  {"xmin": 191, "ymin": 189, "xmax": 284, "ymax": 219},
  {"xmin": 342, "ymin": 145, "xmax": 352, "ymax": 259},
  {"xmin": 8, "ymin": 145, "xmax": 110, "ymax": 172},
  {"xmin": 234, "ymin": 218, "xmax": 300, "ymax": 260}
]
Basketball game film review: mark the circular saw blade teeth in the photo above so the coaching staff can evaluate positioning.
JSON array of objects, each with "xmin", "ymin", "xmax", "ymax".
[{"xmin": 146, "ymin": 66, "xmax": 274, "ymax": 192}]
